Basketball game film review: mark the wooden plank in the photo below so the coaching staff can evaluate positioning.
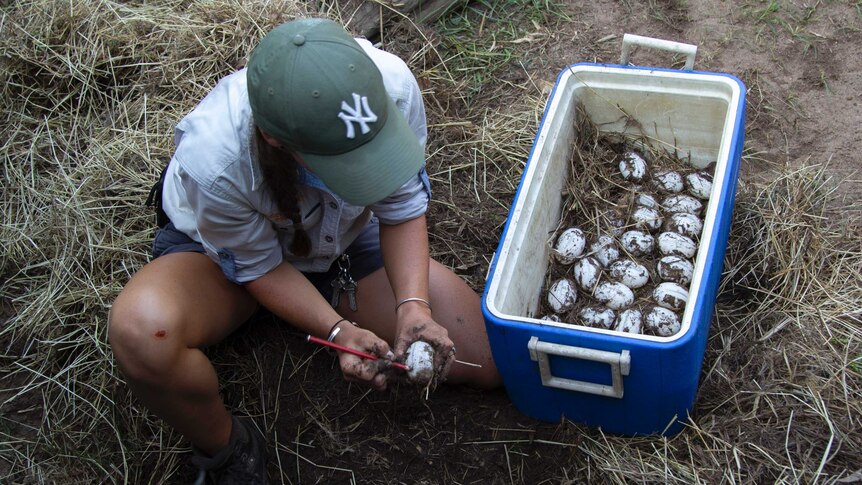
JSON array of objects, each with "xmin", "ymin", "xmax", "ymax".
[
  {"xmin": 413, "ymin": 0, "xmax": 466, "ymax": 23},
  {"xmin": 347, "ymin": 0, "xmax": 466, "ymax": 39}
]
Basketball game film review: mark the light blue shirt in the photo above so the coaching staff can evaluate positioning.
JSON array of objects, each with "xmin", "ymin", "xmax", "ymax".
[{"xmin": 162, "ymin": 40, "xmax": 430, "ymax": 283}]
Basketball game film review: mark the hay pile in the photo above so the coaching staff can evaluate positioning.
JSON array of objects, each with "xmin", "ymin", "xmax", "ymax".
[{"xmin": 1, "ymin": 1, "xmax": 860, "ymax": 483}]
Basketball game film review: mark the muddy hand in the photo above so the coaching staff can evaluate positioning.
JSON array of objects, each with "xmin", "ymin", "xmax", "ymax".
[
  {"xmin": 334, "ymin": 326, "xmax": 392, "ymax": 391},
  {"xmin": 394, "ymin": 315, "xmax": 455, "ymax": 382}
]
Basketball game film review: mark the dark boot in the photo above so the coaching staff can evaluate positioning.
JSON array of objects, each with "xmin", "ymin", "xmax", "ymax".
[{"xmin": 191, "ymin": 416, "xmax": 268, "ymax": 485}]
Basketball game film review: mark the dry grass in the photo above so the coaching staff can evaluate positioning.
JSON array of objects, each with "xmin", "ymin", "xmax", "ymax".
[{"xmin": 1, "ymin": 0, "xmax": 861, "ymax": 484}]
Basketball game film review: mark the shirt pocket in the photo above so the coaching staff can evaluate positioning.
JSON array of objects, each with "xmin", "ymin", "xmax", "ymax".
[{"xmin": 270, "ymin": 196, "xmax": 323, "ymax": 227}]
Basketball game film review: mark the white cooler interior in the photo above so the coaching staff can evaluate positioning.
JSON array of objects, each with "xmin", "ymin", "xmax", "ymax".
[{"xmin": 485, "ymin": 65, "xmax": 742, "ymax": 340}]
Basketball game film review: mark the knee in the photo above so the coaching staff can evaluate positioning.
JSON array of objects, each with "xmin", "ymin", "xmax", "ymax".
[
  {"xmin": 108, "ymin": 291, "xmax": 185, "ymax": 383},
  {"xmin": 448, "ymin": 355, "xmax": 503, "ymax": 390},
  {"xmin": 470, "ymin": 367, "xmax": 503, "ymax": 390}
]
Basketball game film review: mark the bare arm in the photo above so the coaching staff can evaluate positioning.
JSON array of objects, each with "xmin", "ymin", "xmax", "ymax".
[
  {"xmin": 244, "ymin": 262, "xmax": 391, "ymax": 389},
  {"xmin": 379, "ymin": 215, "xmax": 455, "ymax": 374}
]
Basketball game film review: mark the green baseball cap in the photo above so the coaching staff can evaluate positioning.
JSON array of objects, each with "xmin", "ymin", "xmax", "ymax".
[{"xmin": 246, "ymin": 18, "xmax": 424, "ymax": 206}]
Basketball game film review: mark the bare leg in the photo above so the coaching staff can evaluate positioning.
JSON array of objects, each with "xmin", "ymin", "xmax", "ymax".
[
  {"xmin": 108, "ymin": 252, "xmax": 258, "ymax": 455},
  {"xmin": 337, "ymin": 259, "xmax": 501, "ymax": 388}
]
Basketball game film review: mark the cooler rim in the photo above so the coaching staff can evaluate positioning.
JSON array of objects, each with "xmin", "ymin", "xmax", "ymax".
[{"xmin": 481, "ymin": 62, "xmax": 746, "ymax": 347}]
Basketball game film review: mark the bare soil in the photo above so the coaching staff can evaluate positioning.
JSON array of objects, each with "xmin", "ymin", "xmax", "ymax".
[
  {"xmin": 545, "ymin": 1, "xmax": 861, "ymax": 200},
  {"xmin": 2, "ymin": 0, "xmax": 860, "ymax": 483}
]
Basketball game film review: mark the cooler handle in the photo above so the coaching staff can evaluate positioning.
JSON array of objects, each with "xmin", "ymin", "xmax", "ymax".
[
  {"xmin": 620, "ymin": 33, "xmax": 697, "ymax": 70},
  {"xmin": 528, "ymin": 336, "xmax": 631, "ymax": 398}
]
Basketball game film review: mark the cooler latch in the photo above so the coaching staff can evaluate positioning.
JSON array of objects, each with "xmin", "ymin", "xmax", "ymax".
[{"xmin": 528, "ymin": 336, "xmax": 631, "ymax": 399}]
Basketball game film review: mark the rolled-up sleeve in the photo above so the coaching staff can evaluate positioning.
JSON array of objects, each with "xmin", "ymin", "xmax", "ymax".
[
  {"xmin": 370, "ymin": 169, "xmax": 430, "ymax": 225},
  {"xmin": 181, "ymin": 168, "xmax": 282, "ymax": 284}
]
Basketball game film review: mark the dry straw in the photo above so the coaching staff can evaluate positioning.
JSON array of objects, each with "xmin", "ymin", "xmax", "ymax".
[{"xmin": 1, "ymin": 0, "xmax": 860, "ymax": 484}]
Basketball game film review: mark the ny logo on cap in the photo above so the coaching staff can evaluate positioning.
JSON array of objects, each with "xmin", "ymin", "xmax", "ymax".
[{"xmin": 338, "ymin": 93, "xmax": 378, "ymax": 139}]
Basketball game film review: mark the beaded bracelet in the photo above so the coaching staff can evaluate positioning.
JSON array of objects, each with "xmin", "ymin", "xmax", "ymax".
[{"xmin": 395, "ymin": 297, "xmax": 432, "ymax": 313}]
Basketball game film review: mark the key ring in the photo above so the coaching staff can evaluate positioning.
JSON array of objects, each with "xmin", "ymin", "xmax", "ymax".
[{"xmin": 337, "ymin": 253, "xmax": 351, "ymax": 272}]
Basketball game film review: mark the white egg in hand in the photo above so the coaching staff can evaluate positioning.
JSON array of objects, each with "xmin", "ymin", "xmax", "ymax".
[{"xmin": 405, "ymin": 341, "xmax": 435, "ymax": 383}]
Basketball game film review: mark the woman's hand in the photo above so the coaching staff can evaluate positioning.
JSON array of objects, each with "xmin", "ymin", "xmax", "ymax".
[
  {"xmin": 393, "ymin": 302, "xmax": 455, "ymax": 384},
  {"xmin": 331, "ymin": 324, "xmax": 393, "ymax": 391}
]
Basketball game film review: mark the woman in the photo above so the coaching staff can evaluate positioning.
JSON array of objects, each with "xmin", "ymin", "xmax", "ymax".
[{"xmin": 108, "ymin": 18, "xmax": 500, "ymax": 484}]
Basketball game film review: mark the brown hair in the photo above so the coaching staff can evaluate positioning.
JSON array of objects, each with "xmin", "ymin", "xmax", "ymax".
[{"xmin": 254, "ymin": 127, "xmax": 311, "ymax": 256}]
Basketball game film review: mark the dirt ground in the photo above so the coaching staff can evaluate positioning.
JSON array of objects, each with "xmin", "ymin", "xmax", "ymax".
[
  {"xmin": 1, "ymin": 0, "xmax": 860, "ymax": 483},
  {"xmin": 553, "ymin": 1, "xmax": 861, "ymax": 200}
]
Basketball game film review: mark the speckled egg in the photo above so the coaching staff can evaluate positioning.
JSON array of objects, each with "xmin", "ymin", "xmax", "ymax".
[
  {"xmin": 593, "ymin": 281, "xmax": 635, "ymax": 310},
  {"xmin": 656, "ymin": 255, "xmax": 694, "ymax": 285},
  {"xmin": 602, "ymin": 209, "xmax": 627, "ymax": 237},
  {"xmin": 553, "ymin": 227, "xmax": 587, "ymax": 265},
  {"xmin": 644, "ymin": 306, "xmax": 681, "ymax": 337},
  {"xmin": 657, "ymin": 232, "xmax": 697, "ymax": 258},
  {"xmin": 633, "ymin": 192, "xmax": 660, "ymax": 209},
  {"xmin": 620, "ymin": 230, "xmax": 655, "ymax": 256},
  {"xmin": 405, "ymin": 341, "xmax": 435, "ymax": 383},
  {"xmin": 614, "ymin": 308, "xmax": 643, "ymax": 334},
  {"xmin": 664, "ymin": 212, "xmax": 703, "ymax": 239},
  {"xmin": 631, "ymin": 206, "xmax": 663, "ymax": 232},
  {"xmin": 653, "ymin": 282, "xmax": 689, "ymax": 311},
  {"xmin": 540, "ymin": 314, "xmax": 562, "ymax": 322},
  {"xmin": 579, "ymin": 306, "xmax": 616, "ymax": 329},
  {"xmin": 685, "ymin": 171, "xmax": 713, "ymax": 200},
  {"xmin": 619, "ymin": 151, "xmax": 648, "ymax": 181},
  {"xmin": 662, "ymin": 194, "xmax": 703, "ymax": 215},
  {"xmin": 547, "ymin": 278, "xmax": 577, "ymax": 313},
  {"xmin": 652, "ymin": 170, "xmax": 684, "ymax": 193},
  {"xmin": 590, "ymin": 235, "xmax": 621, "ymax": 268},
  {"xmin": 609, "ymin": 259, "xmax": 650, "ymax": 289},
  {"xmin": 573, "ymin": 257, "xmax": 602, "ymax": 291}
]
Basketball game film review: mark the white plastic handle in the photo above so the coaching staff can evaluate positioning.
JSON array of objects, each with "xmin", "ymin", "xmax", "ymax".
[
  {"xmin": 528, "ymin": 336, "xmax": 631, "ymax": 398},
  {"xmin": 620, "ymin": 33, "xmax": 697, "ymax": 70}
]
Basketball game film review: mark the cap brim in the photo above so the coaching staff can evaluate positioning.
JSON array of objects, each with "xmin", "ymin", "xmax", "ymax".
[{"xmin": 296, "ymin": 97, "xmax": 424, "ymax": 206}]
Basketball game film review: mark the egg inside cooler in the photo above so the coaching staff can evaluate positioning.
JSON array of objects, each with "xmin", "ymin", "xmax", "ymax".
[{"xmin": 482, "ymin": 63, "xmax": 745, "ymax": 435}]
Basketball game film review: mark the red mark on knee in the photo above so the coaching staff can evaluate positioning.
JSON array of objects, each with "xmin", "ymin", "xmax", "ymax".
[{"xmin": 154, "ymin": 330, "xmax": 167, "ymax": 339}]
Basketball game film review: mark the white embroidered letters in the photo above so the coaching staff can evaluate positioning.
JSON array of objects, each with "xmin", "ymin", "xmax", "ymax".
[{"xmin": 338, "ymin": 93, "xmax": 377, "ymax": 139}]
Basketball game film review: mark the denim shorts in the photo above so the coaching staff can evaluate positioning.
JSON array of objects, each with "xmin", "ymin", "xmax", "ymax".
[{"xmin": 151, "ymin": 221, "xmax": 384, "ymax": 301}]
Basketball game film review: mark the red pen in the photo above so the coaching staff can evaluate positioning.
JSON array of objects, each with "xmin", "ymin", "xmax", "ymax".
[{"xmin": 307, "ymin": 335, "xmax": 409, "ymax": 371}]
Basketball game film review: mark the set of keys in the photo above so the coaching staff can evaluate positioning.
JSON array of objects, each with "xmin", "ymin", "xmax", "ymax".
[{"xmin": 330, "ymin": 254, "xmax": 358, "ymax": 311}]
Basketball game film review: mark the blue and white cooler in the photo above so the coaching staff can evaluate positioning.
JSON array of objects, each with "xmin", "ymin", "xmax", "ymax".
[{"xmin": 482, "ymin": 34, "xmax": 747, "ymax": 436}]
